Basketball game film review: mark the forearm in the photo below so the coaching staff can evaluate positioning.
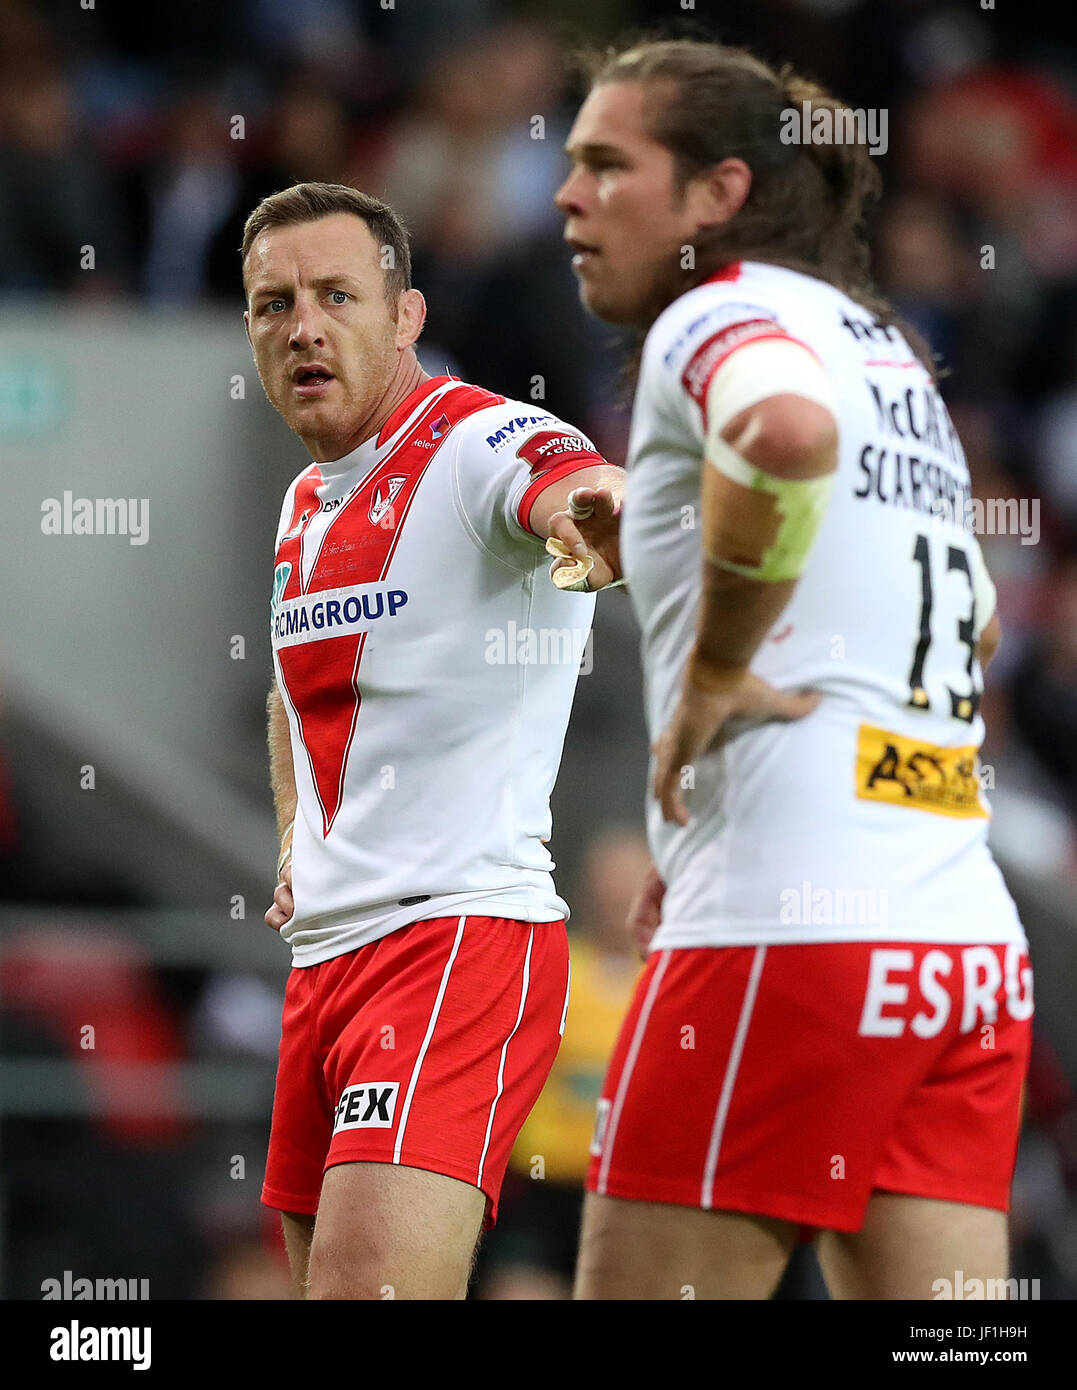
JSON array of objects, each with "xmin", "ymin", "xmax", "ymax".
[
  {"xmin": 689, "ymin": 457, "xmax": 799, "ymax": 684},
  {"xmin": 267, "ymin": 682, "xmax": 297, "ymax": 839},
  {"xmin": 691, "ymin": 563, "xmax": 797, "ymax": 685}
]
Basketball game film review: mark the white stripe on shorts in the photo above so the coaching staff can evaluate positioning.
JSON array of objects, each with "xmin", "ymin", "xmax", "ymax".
[
  {"xmin": 596, "ymin": 948, "xmax": 672, "ymax": 1196},
  {"xmin": 393, "ymin": 916, "xmax": 466, "ymax": 1164},
  {"xmin": 558, "ymin": 956, "xmax": 572, "ymax": 1037},
  {"xmin": 700, "ymin": 944, "xmax": 767, "ymax": 1209},
  {"xmin": 476, "ymin": 926, "xmax": 535, "ymax": 1189}
]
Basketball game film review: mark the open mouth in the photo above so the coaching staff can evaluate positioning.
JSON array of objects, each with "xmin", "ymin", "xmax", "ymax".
[
  {"xmin": 566, "ymin": 237, "xmax": 601, "ymax": 270},
  {"xmin": 292, "ymin": 366, "xmax": 335, "ymax": 398}
]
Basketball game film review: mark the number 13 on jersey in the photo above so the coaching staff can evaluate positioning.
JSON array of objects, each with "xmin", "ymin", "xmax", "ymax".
[{"xmin": 906, "ymin": 531, "xmax": 983, "ymax": 724}]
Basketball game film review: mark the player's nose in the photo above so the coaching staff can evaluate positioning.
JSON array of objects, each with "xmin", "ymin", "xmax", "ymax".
[
  {"xmin": 288, "ymin": 311, "xmax": 326, "ymax": 352},
  {"xmin": 285, "ymin": 288, "xmax": 327, "ymax": 350},
  {"xmin": 554, "ymin": 167, "xmax": 586, "ymax": 216}
]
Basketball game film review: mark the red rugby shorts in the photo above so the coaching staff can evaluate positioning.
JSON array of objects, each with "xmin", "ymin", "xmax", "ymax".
[
  {"xmin": 262, "ymin": 915, "xmax": 570, "ymax": 1227},
  {"xmin": 586, "ymin": 940, "xmax": 1033, "ymax": 1231}
]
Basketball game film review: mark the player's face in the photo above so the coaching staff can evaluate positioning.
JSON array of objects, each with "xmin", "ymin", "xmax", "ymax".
[
  {"xmin": 556, "ymin": 81, "xmax": 713, "ymax": 325},
  {"xmin": 244, "ymin": 214, "xmax": 401, "ymax": 459}
]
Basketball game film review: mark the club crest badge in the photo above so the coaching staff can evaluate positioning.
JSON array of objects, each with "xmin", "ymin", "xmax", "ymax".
[{"xmin": 369, "ymin": 474, "xmax": 407, "ymax": 525}]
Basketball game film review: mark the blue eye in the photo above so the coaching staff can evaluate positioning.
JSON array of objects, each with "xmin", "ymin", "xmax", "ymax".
[
  {"xmin": 329, "ymin": 291, "xmax": 348, "ymax": 304},
  {"xmin": 267, "ymin": 299, "xmax": 286, "ymax": 313}
]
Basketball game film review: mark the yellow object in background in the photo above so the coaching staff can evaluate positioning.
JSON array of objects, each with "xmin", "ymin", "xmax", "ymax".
[{"xmin": 510, "ymin": 936, "xmax": 641, "ymax": 1184}]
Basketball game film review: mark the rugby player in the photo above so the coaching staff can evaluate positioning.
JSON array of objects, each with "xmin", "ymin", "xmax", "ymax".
[
  {"xmin": 552, "ymin": 41, "xmax": 1032, "ymax": 1299},
  {"xmin": 242, "ymin": 181, "xmax": 627, "ymax": 1300}
]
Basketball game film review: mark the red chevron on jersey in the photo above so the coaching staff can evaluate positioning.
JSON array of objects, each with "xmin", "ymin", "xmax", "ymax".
[{"xmin": 273, "ymin": 383, "xmax": 502, "ymax": 837}]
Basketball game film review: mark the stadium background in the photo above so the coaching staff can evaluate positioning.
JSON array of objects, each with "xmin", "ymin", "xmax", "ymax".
[{"xmin": 1, "ymin": 0, "xmax": 1076, "ymax": 1299}]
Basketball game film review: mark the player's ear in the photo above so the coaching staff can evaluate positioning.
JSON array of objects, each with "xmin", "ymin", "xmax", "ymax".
[
  {"xmin": 243, "ymin": 308, "xmax": 251, "ymax": 344},
  {"xmin": 687, "ymin": 156, "xmax": 752, "ymax": 232},
  {"xmin": 395, "ymin": 288, "xmax": 426, "ymax": 350}
]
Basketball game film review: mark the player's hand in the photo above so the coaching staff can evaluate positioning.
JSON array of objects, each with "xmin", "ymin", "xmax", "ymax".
[
  {"xmin": 265, "ymin": 858, "xmax": 294, "ymax": 931},
  {"xmin": 653, "ymin": 663, "xmax": 820, "ymax": 826},
  {"xmin": 547, "ymin": 486, "xmax": 622, "ymax": 590},
  {"xmin": 626, "ymin": 862, "xmax": 665, "ymax": 959},
  {"xmin": 266, "ymin": 825, "xmax": 295, "ymax": 932}
]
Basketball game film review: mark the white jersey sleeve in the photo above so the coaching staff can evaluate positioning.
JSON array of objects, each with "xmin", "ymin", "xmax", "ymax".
[{"xmin": 450, "ymin": 404, "xmax": 608, "ymax": 566}]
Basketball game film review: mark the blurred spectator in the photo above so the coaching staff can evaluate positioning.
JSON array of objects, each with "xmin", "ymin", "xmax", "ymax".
[
  {"xmin": 1009, "ymin": 560, "xmax": 1077, "ymax": 831},
  {"xmin": 0, "ymin": 62, "xmax": 124, "ymax": 293},
  {"xmin": 127, "ymin": 89, "xmax": 242, "ymax": 302},
  {"xmin": 379, "ymin": 22, "xmax": 567, "ymax": 261},
  {"xmin": 875, "ymin": 192, "xmax": 975, "ymax": 372},
  {"xmin": 1036, "ymin": 326, "xmax": 1077, "ymax": 526}
]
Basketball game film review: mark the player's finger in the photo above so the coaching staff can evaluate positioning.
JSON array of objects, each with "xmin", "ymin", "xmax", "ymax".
[
  {"xmin": 274, "ymin": 881, "xmax": 294, "ymax": 915},
  {"xmin": 548, "ymin": 511, "xmax": 590, "ymax": 559},
  {"xmin": 652, "ymin": 745, "xmax": 690, "ymax": 826},
  {"xmin": 764, "ymin": 688, "xmax": 822, "ymax": 722},
  {"xmin": 567, "ymin": 487, "xmax": 595, "ymax": 520},
  {"xmin": 660, "ymin": 775, "xmax": 689, "ymax": 826},
  {"xmin": 629, "ymin": 920, "xmax": 656, "ymax": 960},
  {"xmin": 586, "ymin": 487, "xmax": 619, "ymax": 520}
]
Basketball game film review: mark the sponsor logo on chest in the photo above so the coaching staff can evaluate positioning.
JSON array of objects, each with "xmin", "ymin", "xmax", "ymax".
[{"xmin": 272, "ymin": 582, "xmax": 409, "ymax": 647}]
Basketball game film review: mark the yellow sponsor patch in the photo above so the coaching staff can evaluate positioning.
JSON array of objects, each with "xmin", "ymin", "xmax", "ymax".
[{"xmin": 855, "ymin": 724, "xmax": 988, "ymax": 819}]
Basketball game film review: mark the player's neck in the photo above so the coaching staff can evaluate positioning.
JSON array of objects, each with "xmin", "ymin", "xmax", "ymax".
[{"xmin": 306, "ymin": 350, "xmax": 431, "ymax": 464}]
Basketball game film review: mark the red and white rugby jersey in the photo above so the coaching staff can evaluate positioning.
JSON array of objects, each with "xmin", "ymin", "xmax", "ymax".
[
  {"xmin": 271, "ymin": 375, "xmax": 601, "ymax": 966},
  {"xmin": 623, "ymin": 262, "xmax": 1025, "ymax": 949}
]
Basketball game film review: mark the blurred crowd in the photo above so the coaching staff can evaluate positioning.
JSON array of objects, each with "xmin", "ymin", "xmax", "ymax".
[{"xmin": 2, "ymin": 0, "xmax": 1077, "ymax": 1299}]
